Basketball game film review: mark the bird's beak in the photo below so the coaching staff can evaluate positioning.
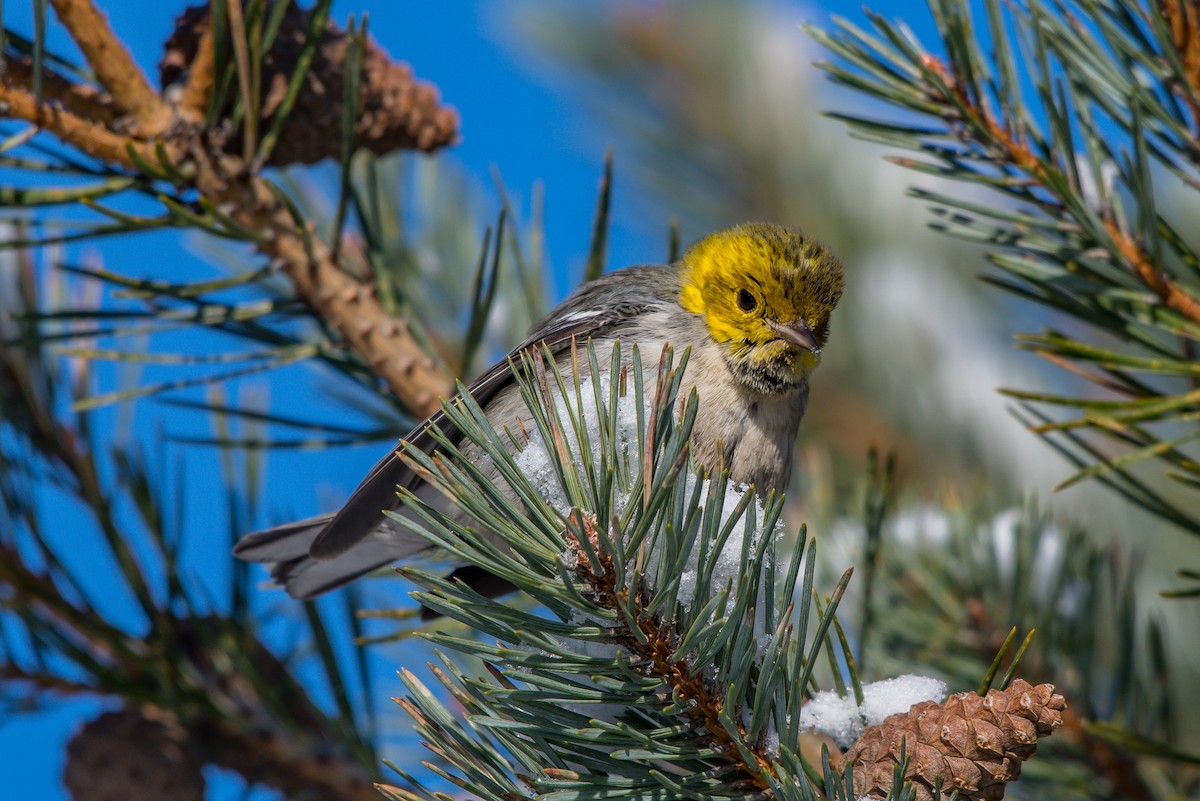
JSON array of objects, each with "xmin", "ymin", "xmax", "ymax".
[{"xmin": 768, "ymin": 319, "xmax": 821, "ymax": 355}]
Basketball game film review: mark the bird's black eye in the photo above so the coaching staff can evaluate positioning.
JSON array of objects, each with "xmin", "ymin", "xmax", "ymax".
[{"xmin": 737, "ymin": 289, "xmax": 758, "ymax": 312}]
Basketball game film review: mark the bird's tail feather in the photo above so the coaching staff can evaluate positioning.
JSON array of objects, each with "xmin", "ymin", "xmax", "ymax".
[
  {"xmin": 235, "ymin": 514, "xmax": 407, "ymax": 600},
  {"xmin": 234, "ymin": 514, "xmax": 333, "ymax": 562}
]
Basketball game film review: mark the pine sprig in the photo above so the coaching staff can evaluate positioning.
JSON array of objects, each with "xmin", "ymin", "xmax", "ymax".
[
  {"xmin": 808, "ymin": 0, "xmax": 1200, "ymax": 535},
  {"xmin": 0, "ymin": 262, "xmax": 384, "ymax": 801},
  {"xmin": 845, "ymin": 499, "xmax": 1176, "ymax": 799},
  {"xmin": 381, "ymin": 341, "xmax": 868, "ymax": 801},
  {"xmin": 0, "ymin": 0, "xmax": 461, "ymax": 420}
]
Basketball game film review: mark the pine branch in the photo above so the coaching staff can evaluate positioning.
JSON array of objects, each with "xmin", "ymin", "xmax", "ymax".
[
  {"xmin": 46, "ymin": 0, "xmax": 164, "ymax": 126},
  {"xmin": 3, "ymin": 54, "xmax": 121, "ymax": 125},
  {"xmin": 1160, "ymin": 0, "xmax": 1200, "ymax": 130},
  {"xmin": 178, "ymin": 15, "xmax": 216, "ymax": 121},
  {"xmin": 809, "ymin": 0, "xmax": 1200, "ymax": 533},
  {"xmin": 0, "ymin": 80, "xmax": 152, "ymax": 169},
  {"xmin": 374, "ymin": 342, "xmax": 1064, "ymax": 801},
  {"xmin": 566, "ymin": 511, "xmax": 781, "ymax": 791},
  {"xmin": 1, "ymin": 2, "xmax": 461, "ymax": 417},
  {"xmin": 909, "ymin": 49, "xmax": 1200, "ymax": 326},
  {"xmin": 186, "ymin": 146, "xmax": 454, "ymax": 417},
  {"xmin": 0, "ymin": 266, "xmax": 382, "ymax": 800},
  {"xmin": 196, "ymin": 710, "xmax": 379, "ymax": 801}
]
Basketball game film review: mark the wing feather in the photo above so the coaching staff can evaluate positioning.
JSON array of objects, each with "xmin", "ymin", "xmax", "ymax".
[{"xmin": 308, "ymin": 266, "xmax": 673, "ymax": 559}]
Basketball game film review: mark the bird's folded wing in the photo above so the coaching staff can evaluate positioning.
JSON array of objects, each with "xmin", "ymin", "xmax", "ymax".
[{"xmin": 307, "ymin": 287, "xmax": 660, "ymax": 560}]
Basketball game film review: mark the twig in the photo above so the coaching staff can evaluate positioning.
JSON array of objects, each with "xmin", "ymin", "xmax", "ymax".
[
  {"xmin": 569, "ymin": 514, "xmax": 775, "ymax": 795},
  {"xmin": 3, "ymin": 56, "xmax": 120, "ymax": 126},
  {"xmin": 46, "ymin": 0, "xmax": 164, "ymax": 126},
  {"xmin": 1159, "ymin": 0, "xmax": 1200, "ymax": 134},
  {"xmin": 0, "ymin": 81, "xmax": 150, "ymax": 169},
  {"xmin": 188, "ymin": 147, "xmax": 452, "ymax": 416},
  {"xmin": 1103, "ymin": 217, "xmax": 1200, "ymax": 325},
  {"xmin": 179, "ymin": 18, "xmax": 216, "ymax": 121},
  {"xmin": 1, "ymin": 53, "xmax": 454, "ymax": 417},
  {"xmin": 198, "ymin": 717, "xmax": 380, "ymax": 801}
]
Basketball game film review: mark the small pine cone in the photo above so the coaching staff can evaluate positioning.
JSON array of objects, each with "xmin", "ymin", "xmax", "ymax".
[
  {"xmin": 63, "ymin": 705, "xmax": 205, "ymax": 801},
  {"xmin": 845, "ymin": 679, "xmax": 1066, "ymax": 801},
  {"xmin": 160, "ymin": 3, "xmax": 459, "ymax": 165}
]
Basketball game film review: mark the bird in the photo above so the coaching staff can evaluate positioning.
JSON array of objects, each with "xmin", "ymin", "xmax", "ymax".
[{"xmin": 234, "ymin": 222, "xmax": 844, "ymax": 602}]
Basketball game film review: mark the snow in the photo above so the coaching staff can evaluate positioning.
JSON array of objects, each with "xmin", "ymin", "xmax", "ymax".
[
  {"xmin": 668, "ymin": 479, "xmax": 783, "ymax": 613},
  {"xmin": 890, "ymin": 504, "xmax": 953, "ymax": 547},
  {"xmin": 991, "ymin": 507, "xmax": 1064, "ymax": 592},
  {"xmin": 513, "ymin": 369, "xmax": 641, "ymax": 518},
  {"xmin": 512, "ymin": 366, "xmax": 788, "ymax": 620},
  {"xmin": 798, "ymin": 675, "xmax": 948, "ymax": 748}
]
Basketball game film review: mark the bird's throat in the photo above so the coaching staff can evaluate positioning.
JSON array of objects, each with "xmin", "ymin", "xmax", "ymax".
[{"xmin": 726, "ymin": 345, "xmax": 807, "ymax": 395}]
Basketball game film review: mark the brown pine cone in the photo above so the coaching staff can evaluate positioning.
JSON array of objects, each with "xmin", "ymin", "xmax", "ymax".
[
  {"xmin": 160, "ymin": 3, "xmax": 459, "ymax": 165},
  {"xmin": 63, "ymin": 705, "xmax": 205, "ymax": 801},
  {"xmin": 845, "ymin": 679, "xmax": 1066, "ymax": 801}
]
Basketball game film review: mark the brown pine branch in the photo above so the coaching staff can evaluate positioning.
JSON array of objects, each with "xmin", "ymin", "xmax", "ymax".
[
  {"xmin": 198, "ymin": 717, "xmax": 380, "ymax": 801},
  {"xmin": 1159, "ymin": 0, "xmax": 1200, "ymax": 132},
  {"xmin": 46, "ymin": 0, "xmax": 165, "ymax": 126},
  {"xmin": 181, "ymin": 623, "xmax": 383, "ymax": 801},
  {"xmin": 919, "ymin": 53, "xmax": 1200, "ymax": 329},
  {"xmin": 1103, "ymin": 216, "xmax": 1200, "ymax": 324},
  {"xmin": 187, "ymin": 146, "xmax": 453, "ymax": 416},
  {"xmin": 0, "ymin": 12, "xmax": 457, "ymax": 417},
  {"xmin": 0, "ymin": 80, "xmax": 150, "ymax": 169},
  {"xmin": 178, "ymin": 18, "xmax": 216, "ymax": 121},
  {"xmin": 0, "ymin": 12, "xmax": 460, "ymax": 796},
  {"xmin": 2, "ymin": 56, "xmax": 121, "ymax": 126},
  {"xmin": 566, "ymin": 512, "xmax": 775, "ymax": 795}
]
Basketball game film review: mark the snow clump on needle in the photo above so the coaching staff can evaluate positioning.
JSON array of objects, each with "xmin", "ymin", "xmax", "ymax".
[{"xmin": 512, "ymin": 366, "xmax": 790, "ymax": 616}]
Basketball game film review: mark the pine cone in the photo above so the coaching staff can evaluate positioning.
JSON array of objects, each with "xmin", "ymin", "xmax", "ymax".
[
  {"xmin": 63, "ymin": 705, "xmax": 205, "ymax": 801},
  {"xmin": 160, "ymin": 3, "xmax": 459, "ymax": 165},
  {"xmin": 845, "ymin": 679, "xmax": 1066, "ymax": 801}
]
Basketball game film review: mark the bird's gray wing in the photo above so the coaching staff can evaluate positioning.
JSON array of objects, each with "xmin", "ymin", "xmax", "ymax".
[{"xmin": 308, "ymin": 267, "xmax": 673, "ymax": 560}]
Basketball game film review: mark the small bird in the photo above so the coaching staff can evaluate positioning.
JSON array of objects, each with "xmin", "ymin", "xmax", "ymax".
[{"xmin": 235, "ymin": 222, "xmax": 844, "ymax": 600}]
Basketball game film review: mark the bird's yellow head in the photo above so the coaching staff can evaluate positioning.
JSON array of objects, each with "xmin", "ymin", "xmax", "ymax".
[{"xmin": 679, "ymin": 222, "xmax": 844, "ymax": 393}]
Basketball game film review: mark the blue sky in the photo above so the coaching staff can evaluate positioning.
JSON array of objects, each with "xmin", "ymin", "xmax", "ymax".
[{"xmin": 0, "ymin": 2, "xmax": 938, "ymax": 798}]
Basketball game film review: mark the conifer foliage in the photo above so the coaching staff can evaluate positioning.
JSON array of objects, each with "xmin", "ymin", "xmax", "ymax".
[
  {"xmin": 0, "ymin": 2, "xmax": 1193, "ymax": 801},
  {"xmin": 810, "ymin": 0, "xmax": 1200, "ymax": 547}
]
